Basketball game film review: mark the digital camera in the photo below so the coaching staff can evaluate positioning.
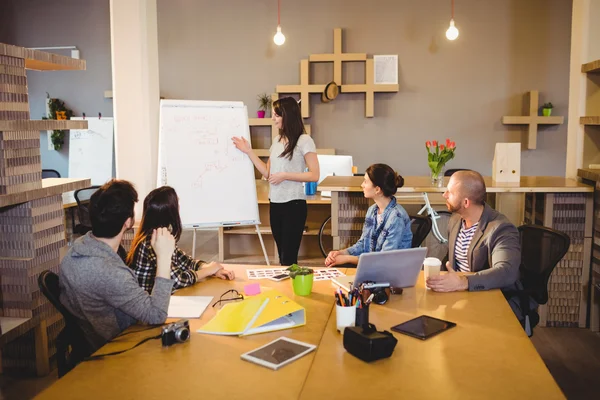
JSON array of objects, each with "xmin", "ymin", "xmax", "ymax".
[
  {"xmin": 362, "ymin": 282, "xmax": 394, "ymax": 305},
  {"xmin": 161, "ymin": 319, "xmax": 190, "ymax": 346}
]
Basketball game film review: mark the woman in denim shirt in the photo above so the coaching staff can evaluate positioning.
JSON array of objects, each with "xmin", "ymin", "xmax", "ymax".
[{"xmin": 325, "ymin": 164, "xmax": 412, "ymax": 267}]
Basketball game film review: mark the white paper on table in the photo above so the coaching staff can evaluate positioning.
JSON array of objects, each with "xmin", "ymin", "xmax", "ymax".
[{"xmin": 167, "ymin": 296, "xmax": 213, "ymax": 318}]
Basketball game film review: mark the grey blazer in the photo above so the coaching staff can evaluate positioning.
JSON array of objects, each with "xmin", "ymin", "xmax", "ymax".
[{"xmin": 448, "ymin": 203, "xmax": 521, "ymax": 291}]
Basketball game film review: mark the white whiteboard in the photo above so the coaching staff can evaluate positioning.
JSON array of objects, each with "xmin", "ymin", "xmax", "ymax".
[
  {"xmin": 68, "ymin": 117, "xmax": 114, "ymax": 185},
  {"xmin": 157, "ymin": 100, "xmax": 260, "ymax": 228}
]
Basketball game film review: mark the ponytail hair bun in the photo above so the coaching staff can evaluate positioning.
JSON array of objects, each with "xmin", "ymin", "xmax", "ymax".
[{"xmin": 395, "ymin": 173, "xmax": 405, "ymax": 188}]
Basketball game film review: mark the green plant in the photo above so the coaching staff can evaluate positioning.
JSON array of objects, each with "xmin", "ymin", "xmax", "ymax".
[
  {"xmin": 257, "ymin": 93, "xmax": 272, "ymax": 112},
  {"xmin": 286, "ymin": 264, "xmax": 314, "ymax": 279},
  {"xmin": 45, "ymin": 94, "xmax": 74, "ymax": 150},
  {"xmin": 542, "ymin": 102, "xmax": 553, "ymax": 109}
]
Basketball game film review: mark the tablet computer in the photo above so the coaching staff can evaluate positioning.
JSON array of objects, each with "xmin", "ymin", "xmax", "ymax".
[
  {"xmin": 391, "ymin": 315, "xmax": 456, "ymax": 340},
  {"xmin": 241, "ymin": 337, "xmax": 316, "ymax": 370}
]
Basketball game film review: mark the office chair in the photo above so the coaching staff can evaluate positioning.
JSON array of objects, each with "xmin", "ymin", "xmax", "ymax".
[
  {"xmin": 444, "ymin": 168, "xmax": 470, "ymax": 177},
  {"xmin": 42, "ymin": 169, "xmax": 61, "ymax": 178},
  {"xmin": 38, "ymin": 270, "xmax": 94, "ymax": 377},
  {"xmin": 510, "ymin": 225, "xmax": 570, "ymax": 336},
  {"xmin": 410, "ymin": 215, "xmax": 432, "ymax": 248},
  {"xmin": 73, "ymin": 186, "xmax": 101, "ymax": 235}
]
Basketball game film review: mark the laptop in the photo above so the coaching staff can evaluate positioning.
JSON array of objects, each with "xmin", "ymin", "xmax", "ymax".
[{"xmin": 332, "ymin": 247, "xmax": 428, "ymax": 291}]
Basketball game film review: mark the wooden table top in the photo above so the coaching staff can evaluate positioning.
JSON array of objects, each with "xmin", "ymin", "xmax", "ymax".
[
  {"xmin": 299, "ymin": 273, "xmax": 564, "ymax": 400},
  {"xmin": 36, "ymin": 266, "xmax": 563, "ymax": 400},
  {"xmin": 36, "ymin": 264, "xmax": 345, "ymax": 400},
  {"xmin": 319, "ymin": 176, "xmax": 593, "ymax": 194}
]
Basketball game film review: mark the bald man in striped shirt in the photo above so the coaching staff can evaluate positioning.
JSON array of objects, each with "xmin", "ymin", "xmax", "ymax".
[{"xmin": 426, "ymin": 170, "xmax": 521, "ymax": 293}]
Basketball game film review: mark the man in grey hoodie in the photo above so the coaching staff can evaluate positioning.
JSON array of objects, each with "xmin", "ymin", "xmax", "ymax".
[{"xmin": 59, "ymin": 180, "xmax": 175, "ymax": 352}]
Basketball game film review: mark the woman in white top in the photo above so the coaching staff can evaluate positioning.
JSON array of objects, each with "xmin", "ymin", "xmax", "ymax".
[{"xmin": 232, "ymin": 97, "xmax": 319, "ymax": 265}]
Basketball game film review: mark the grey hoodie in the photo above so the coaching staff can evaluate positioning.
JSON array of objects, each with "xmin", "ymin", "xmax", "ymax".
[{"xmin": 59, "ymin": 232, "xmax": 174, "ymax": 350}]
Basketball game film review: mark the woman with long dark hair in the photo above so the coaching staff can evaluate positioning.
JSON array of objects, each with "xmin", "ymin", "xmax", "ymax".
[
  {"xmin": 127, "ymin": 186, "xmax": 234, "ymax": 292},
  {"xmin": 232, "ymin": 97, "xmax": 319, "ymax": 265},
  {"xmin": 325, "ymin": 163, "xmax": 412, "ymax": 267}
]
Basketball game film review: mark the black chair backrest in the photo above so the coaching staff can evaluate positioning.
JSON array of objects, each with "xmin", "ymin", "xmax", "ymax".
[
  {"xmin": 74, "ymin": 186, "xmax": 101, "ymax": 230},
  {"xmin": 518, "ymin": 225, "xmax": 570, "ymax": 305},
  {"xmin": 410, "ymin": 215, "xmax": 432, "ymax": 248},
  {"xmin": 38, "ymin": 270, "xmax": 73, "ymax": 321},
  {"xmin": 38, "ymin": 270, "xmax": 94, "ymax": 377},
  {"xmin": 42, "ymin": 169, "xmax": 61, "ymax": 179},
  {"xmin": 444, "ymin": 168, "xmax": 471, "ymax": 177}
]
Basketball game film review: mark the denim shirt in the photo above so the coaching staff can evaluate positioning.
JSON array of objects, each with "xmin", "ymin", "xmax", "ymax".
[{"xmin": 347, "ymin": 197, "xmax": 412, "ymax": 257}]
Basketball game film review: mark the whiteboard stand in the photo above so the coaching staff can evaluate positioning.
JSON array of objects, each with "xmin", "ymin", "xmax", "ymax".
[
  {"xmin": 192, "ymin": 229, "xmax": 197, "ymax": 259},
  {"xmin": 255, "ymin": 225, "xmax": 270, "ymax": 266},
  {"xmin": 191, "ymin": 227, "xmax": 270, "ymax": 266}
]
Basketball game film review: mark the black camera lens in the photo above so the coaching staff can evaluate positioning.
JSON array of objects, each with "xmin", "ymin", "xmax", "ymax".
[
  {"xmin": 373, "ymin": 289, "xmax": 388, "ymax": 305},
  {"xmin": 175, "ymin": 327, "xmax": 190, "ymax": 343}
]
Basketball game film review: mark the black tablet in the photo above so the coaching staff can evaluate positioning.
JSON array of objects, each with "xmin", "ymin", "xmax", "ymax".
[{"xmin": 391, "ymin": 315, "xmax": 456, "ymax": 340}]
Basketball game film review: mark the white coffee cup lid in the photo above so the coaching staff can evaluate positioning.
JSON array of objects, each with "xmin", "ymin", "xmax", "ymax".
[{"xmin": 423, "ymin": 257, "xmax": 442, "ymax": 267}]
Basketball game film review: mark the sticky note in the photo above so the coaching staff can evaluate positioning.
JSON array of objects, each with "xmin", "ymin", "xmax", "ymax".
[{"xmin": 244, "ymin": 283, "xmax": 261, "ymax": 296}]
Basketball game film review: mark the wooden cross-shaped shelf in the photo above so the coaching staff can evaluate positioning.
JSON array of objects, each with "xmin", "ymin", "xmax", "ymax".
[
  {"xmin": 276, "ymin": 28, "xmax": 398, "ymax": 118},
  {"xmin": 501, "ymin": 90, "xmax": 564, "ymax": 150},
  {"xmin": 342, "ymin": 58, "xmax": 398, "ymax": 117},
  {"xmin": 276, "ymin": 60, "xmax": 325, "ymax": 118},
  {"xmin": 309, "ymin": 28, "xmax": 366, "ymax": 86}
]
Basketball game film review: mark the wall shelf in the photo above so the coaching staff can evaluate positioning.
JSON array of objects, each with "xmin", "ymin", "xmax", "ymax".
[
  {"xmin": 501, "ymin": 90, "xmax": 564, "ymax": 149},
  {"xmin": 0, "ymin": 119, "xmax": 88, "ymax": 131},
  {"xmin": 581, "ymin": 59, "xmax": 600, "ymax": 73},
  {"xmin": 253, "ymin": 148, "xmax": 336, "ymax": 157},
  {"xmin": 0, "ymin": 44, "xmax": 86, "ymax": 71},
  {"xmin": 580, "ymin": 116, "xmax": 600, "ymax": 125}
]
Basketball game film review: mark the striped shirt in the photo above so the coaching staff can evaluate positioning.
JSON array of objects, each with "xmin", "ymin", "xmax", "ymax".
[{"xmin": 454, "ymin": 220, "xmax": 479, "ymax": 272}]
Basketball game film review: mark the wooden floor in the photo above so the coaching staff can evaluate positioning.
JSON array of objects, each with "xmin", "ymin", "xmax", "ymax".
[
  {"xmin": 531, "ymin": 327, "xmax": 600, "ymax": 399},
  {"xmin": 2, "ymin": 230, "xmax": 599, "ymax": 399}
]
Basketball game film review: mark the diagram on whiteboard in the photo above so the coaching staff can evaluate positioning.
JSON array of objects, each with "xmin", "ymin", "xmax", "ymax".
[{"xmin": 157, "ymin": 100, "xmax": 260, "ymax": 228}]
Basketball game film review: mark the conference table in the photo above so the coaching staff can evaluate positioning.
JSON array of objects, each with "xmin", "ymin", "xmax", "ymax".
[{"xmin": 36, "ymin": 265, "xmax": 564, "ymax": 399}]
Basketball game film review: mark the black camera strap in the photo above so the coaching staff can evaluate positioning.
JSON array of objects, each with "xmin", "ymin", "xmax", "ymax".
[{"xmin": 84, "ymin": 334, "xmax": 161, "ymax": 361}]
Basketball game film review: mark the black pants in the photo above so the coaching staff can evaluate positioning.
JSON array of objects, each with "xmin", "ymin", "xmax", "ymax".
[{"xmin": 270, "ymin": 200, "xmax": 307, "ymax": 266}]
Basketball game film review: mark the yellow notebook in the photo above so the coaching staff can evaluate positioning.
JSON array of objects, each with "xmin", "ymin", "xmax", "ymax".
[{"xmin": 197, "ymin": 290, "xmax": 306, "ymax": 336}]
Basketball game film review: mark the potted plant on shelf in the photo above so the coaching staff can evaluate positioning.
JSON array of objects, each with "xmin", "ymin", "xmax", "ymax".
[
  {"xmin": 257, "ymin": 93, "xmax": 271, "ymax": 118},
  {"xmin": 42, "ymin": 94, "xmax": 74, "ymax": 150},
  {"xmin": 425, "ymin": 138, "xmax": 457, "ymax": 187},
  {"xmin": 287, "ymin": 264, "xmax": 314, "ymax": 296},
  {"xmin": 542, "ymin": 102, "xmax": 553, "ymax": 117}
]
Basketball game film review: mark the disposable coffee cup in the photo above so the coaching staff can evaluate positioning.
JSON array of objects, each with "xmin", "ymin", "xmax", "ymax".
[{"xmin": 423, "ymin": 257, "xmax": 442, "ymax": 289}]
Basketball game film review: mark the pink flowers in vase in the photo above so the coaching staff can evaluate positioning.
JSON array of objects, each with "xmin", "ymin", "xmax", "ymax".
[{"xmin": 426, "ymin": 139, "xmax": 457, "ymax": 185}]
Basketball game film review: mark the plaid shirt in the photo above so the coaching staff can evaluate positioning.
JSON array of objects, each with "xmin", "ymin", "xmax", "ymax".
[{"xmin": 129, "ymin": 237, "xmax": 205, "ymax": 293}]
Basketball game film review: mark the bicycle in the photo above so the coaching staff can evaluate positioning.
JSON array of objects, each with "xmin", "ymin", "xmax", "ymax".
[{"xmin": 318, "ymin": 192, "xmax": 450, "ymax": 258}]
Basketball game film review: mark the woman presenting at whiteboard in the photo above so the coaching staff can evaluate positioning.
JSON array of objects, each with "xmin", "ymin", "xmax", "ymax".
[{"xmin": 232, "ymin": 97, "xmax": 319, "ymax": 266}]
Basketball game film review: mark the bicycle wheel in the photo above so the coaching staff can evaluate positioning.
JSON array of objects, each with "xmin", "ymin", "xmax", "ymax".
[
  {"xmin": 318, "ymin": 216, "xmax": 332, "ymax": 258},
  {"xmin": 424, "ymin": 211, "xmax": 451, "ymax": 261}
]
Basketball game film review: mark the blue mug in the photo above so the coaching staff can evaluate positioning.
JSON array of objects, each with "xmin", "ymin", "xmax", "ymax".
[{"xmin": 305, "ymin": 181, "xmax": 317, "ymax": 195}]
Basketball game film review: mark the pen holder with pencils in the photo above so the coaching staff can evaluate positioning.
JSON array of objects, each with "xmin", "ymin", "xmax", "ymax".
[
  {"xmin": 336, "ymin": 304, "xmax": 356, "ymax": 333},
  {"xmin": 355, "ymin": 304, "xmax": 370, "ymax": 327}
]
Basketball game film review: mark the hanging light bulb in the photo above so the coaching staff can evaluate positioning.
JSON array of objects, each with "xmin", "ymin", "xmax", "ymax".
[
  {"xmin": 445, "ymin": 0, "xmax": 459, "ymax": 41},
  {"xmin": 274, "ymin": 25, "xmax": 286, "ymax": 46},
  {"xmin": 273, "ymin": 0, "xmax": 285, "ymax": 46},
  {"xmin": 446, "ymin": 19, "xmax": 459, "ymax": 40}
]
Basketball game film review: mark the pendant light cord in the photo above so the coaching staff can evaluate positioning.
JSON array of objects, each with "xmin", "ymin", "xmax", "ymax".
[{"xmin": 278, "ymin": 0, "xmax": 281, "ymax": 26}]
